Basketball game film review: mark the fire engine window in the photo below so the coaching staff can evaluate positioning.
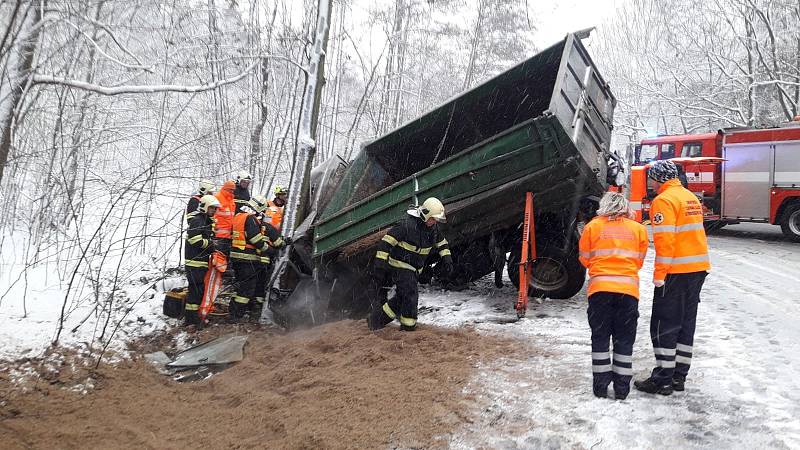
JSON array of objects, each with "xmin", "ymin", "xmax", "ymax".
[
  {"xmin": 660, "ymin": 143, "xmax": 675, "ymax": 159},
  {"xmin": 639, "ymin": 144, "xmax": 658, "ymax": 162},
  {"xmin": 682, "ymin": 142, "xmax": 703, "ymax": 157}
]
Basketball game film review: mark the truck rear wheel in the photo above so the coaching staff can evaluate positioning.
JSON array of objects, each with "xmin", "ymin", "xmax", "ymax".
[
  {"xmin": 780, "ymin": 203, "xmax": 800, "ymax": 242},
  {"xmin": 507, "ymin": 242, "xmax": 586, "ymax": 299}
]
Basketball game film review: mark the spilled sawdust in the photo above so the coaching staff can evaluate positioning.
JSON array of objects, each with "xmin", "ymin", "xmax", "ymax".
[{"xmin": 0, "ymin": 320, "xmax": 529, "ymax": 449}]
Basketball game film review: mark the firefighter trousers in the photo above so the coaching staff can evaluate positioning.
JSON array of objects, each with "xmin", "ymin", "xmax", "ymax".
[
  {"xmin": 252, "ymin": 263, "xmax": 270, "ymax": 306},
  {"xmin": 369, "ymin": 269, "xmax": 419, "ymax": 330},
  {"xmin": 230, "ymin": 259, "xmax": 258, "ymax": 319},
  {"xmin": 649, "ymin": 271, "xmax": 708, "ymax": 384},
  {"xmin": 587, "ymin": 292, "xmax": 639, "ymax": 396},
  {"xmin": 185, "ymin": 265, "xmax": 208, "ymax": 325}
]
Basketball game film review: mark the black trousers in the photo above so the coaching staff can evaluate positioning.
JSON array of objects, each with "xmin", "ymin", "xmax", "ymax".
[
  {"xmin": 588, "ymin": 292, "xmax": 639, "ymax": 395},
  {"xmin": 370, "ymin": 269, "xmax": 419, "ymax": 329},
  {"xmin": 649, "ymin": 271, "xmax": 708, "ymax": 384},
  {"xmin": 232, "ymin": 259, "xmax": 258, "ymax": 305},
  {"xmin": 185, "ymin": 266, "xmax": 208, "ymax": 324},
  {"xmin": 252, "ymin": 263, "xmax": 270, "ymax": 305}
]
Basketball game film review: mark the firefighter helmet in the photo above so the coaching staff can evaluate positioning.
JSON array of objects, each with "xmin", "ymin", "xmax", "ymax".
[
  {"xmin": 648, "ymin": 160, "xmax": 679, "ymax": 183},
  {"xmin": 198, "ymin": 179, "xmax": 215, "ymax": 195},
  {"xmin": 249, "ymin": 194, "xmax": 269, "ymax": 213},
  {"xmin": 198, "ymin": 195, "xmax": 221, "ymax": 214},
  {"xmin": 236, "ymin": 171, "xmax": 253, "ymax": 183},
  {"xmin": 274, "ymin": 185, "xmax": 288, "ymax": 196},
  {"xmin": 419, "ymin": 197, "xmax": 446, "ymax": 223}
]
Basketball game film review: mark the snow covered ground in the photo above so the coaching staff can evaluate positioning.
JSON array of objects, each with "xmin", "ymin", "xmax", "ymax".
[{"xmin": 418, "ymin": 223, "xmax": 800, "ymax": 449}]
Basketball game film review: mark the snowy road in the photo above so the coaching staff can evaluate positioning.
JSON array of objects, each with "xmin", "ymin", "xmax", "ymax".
[{"xmin": 418, "ymin": 223, "xmax": 800, "ymax": 449}]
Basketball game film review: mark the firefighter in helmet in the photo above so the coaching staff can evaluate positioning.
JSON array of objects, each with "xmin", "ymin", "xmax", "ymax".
[
  {"xmin": 250, "ymin": 194, "xmax": 286, "ymax": 318},
  {"xmin": 267, "ymin": 185, "xmax": 288, "ymax": 230},
  {"xmin": 234, "ymin": 170, "xmax": 253, "ymax": 214},
  {"xmin": 184, "ymin": 195, "xmax": 219, "ymax": 327},
  {"xmin": 368, "ymin": 197, "xmax": 454, "ymax": 331},
  {"xmin": 186, "ymin": 180, "xmax": 215, "ymax": 221}
]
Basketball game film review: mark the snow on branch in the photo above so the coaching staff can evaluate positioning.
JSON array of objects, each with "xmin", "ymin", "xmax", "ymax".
[{"xmin": 31, "ymin": 59, "xmax": 262, "ymax": 96}]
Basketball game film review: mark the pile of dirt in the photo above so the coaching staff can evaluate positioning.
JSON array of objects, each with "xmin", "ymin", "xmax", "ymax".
[{"xmin": 1, "ymin": 320, "xmax": 522, "ymax": 449}]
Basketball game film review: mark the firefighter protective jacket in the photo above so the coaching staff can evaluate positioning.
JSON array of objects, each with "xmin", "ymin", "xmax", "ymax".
[
  {"xmin": 651, "ymin": 179, "xmax": 711, "ymax": 282},
  {"xmin": 579, "ymin": 216, "xmax": 649, "ymax": 299},
  {"xmin": 185, "ymin": 194, "xmax": 201, "ymax": 224},
  {"xmin": 233, "ymin": 184, "xmax": 251, "ymax": 214},
  {"xmin": 231, "ymin": 211, "xmax": 272, "ymax": 262},
  {"xmin": 214, "ymin": 187, "xmax": 236, "ymax": 239},
  {"xmin": 185, "ymin": 213, "xmax": 215, "ymax": 268},
  {"xmin": 375, "ymin": 214, "xmax": 452, "ymax": 274},
  {"xmin": 256, "ymin": 218, "xmax": 284, "ymax": 264}
]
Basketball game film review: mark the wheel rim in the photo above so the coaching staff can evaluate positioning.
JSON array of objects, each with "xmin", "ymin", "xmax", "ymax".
[
  {"xmin": 529, "ymin": 257, "xmax": 568, "ymax": 292},
  {"xmin": 790, "ymin": 210, "xmax": 800, "ymax": 236}
]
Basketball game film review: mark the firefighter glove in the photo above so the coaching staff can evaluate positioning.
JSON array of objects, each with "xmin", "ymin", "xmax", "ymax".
[{"xmin": 441, "ymin": 256, "xmax": 454, "ymax": 276}]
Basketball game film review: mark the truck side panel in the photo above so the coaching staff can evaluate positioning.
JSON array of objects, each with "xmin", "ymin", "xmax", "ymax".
[
  {"xmin": 722, "ymin": 143, "xmax": 772, "ymax": 220},
  {"xmin": 773, "ymin": 141, "xmax": 800, "ymax": 186}
]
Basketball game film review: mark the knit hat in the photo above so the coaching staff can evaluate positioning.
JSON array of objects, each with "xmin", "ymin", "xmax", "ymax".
[{"xmin": 648, "ymin": 160, "xmax": 679, "ymax": 183}]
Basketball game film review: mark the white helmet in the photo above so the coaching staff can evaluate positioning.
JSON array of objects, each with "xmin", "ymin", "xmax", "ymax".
[
  {"xmin": 419, "ymin": 197, "xmax": 446, "ymax": 223},
  {"xmin": 198, "ymin": 195, "xmax": 221, "ymax": 214},
  {"xmin": 198, "ymin": 179, "xmax": 215, "ymax": 195},
  {"xmin": 236, "ymin": 171, "xmax": 253, "ymax": 183},
  {"xmin": 249, "ymin": 194, "xmax": 269, "ymax": 213}
]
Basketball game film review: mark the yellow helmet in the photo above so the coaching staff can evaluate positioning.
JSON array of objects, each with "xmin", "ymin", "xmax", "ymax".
[
  {"xmin": 420, "ymin": 197, "xmax": 446, "ymax": 223},
  {"xmin": 274, "ymin": 185, "xmax": 288, "ymax": 195}
]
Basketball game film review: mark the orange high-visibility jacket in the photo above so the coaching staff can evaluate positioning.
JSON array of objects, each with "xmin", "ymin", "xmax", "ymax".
[
  {"xmin": 267, "ymin": 200, "xmax": 283, "ymax": 231},
  {"xmin": 214, "ymin": 181, "xmax": 236, "ymax": 239},
  {"xmin": 579, "ymin": 216, "xmax": 649, "ymax": 299},
  {"xmin": 651, "ymin": 179, "xmax": 711, "ymax": 282}
]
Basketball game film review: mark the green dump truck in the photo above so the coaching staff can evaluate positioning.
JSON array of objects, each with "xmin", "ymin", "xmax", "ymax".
[{"xmin": 271, "ymin": 32, "xmax": 620, "ymax": 327}]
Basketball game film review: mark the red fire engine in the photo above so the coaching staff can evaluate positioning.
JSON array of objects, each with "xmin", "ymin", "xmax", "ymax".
[{"xmin": 629, "ymin": 121, "xmax": 800, "ymax": 241}]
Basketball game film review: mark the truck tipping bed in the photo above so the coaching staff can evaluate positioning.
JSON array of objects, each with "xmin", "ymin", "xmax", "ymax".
[{"xmin": 312, "ymin": 33, "xmax": 617, "ymax": 259}]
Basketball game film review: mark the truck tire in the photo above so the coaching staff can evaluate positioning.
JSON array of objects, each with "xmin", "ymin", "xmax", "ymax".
[
  {"xmin": 704, "ymin": 220, "xmax": 726, "ymax": 233},
  {"xmin": 780, "ymin": 203, "xmax": 800, "ymax": 242},
  {"xmin": 507, "ymin": 242, "xmax": 586, "ymax": 299}
]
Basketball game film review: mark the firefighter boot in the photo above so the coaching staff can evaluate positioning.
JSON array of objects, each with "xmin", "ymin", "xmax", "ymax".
[
  {"xmin": 368, "ymin": 305, "xmax": 394, "ymax": 331},
  {"xmin": 183, "ymin": 310, "xmax": 202, "ymax": 327},
  {"xmin": 634, "ymin": 377, "xmax": 673, "ymax": 395},
  {"xmin": 400, "ymin": 324, "xmax": 416, "ymax": 332},
  {"xmin": 227, "ymin": 298, "xmax": 248, "ymax": 323}
]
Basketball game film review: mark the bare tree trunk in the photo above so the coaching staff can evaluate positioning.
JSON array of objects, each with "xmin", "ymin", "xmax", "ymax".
[
  {"xmin": 463, "ymin": 0, "xmax": 486, "ymax": 90},
  {"xmin": 0, "ymin": 1, "xmax": 40, "ymax": 184}
]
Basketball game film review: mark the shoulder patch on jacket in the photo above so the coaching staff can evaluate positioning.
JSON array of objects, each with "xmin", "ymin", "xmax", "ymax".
[{"xmin": 653, "ymin": 212, "xmax": 664, "ymax": 225}]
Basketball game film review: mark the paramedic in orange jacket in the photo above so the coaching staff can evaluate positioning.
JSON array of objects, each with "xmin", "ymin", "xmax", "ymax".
[
  {"xmin": 635, "ymin": 160, "xmax": 710, "ymax": 396},
  {"xmin": 579, "ymin": 192, "xmax": 649, "ymax": 400},
  {"xmin": 214, "ymin": 180, "xmax": 237, "ymax": 256}
]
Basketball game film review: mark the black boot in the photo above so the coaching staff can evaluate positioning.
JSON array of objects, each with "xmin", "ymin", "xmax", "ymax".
[
  {"xmin": 183, "ymin": 310, "xmax": 202, "ymax": 328},
  {"xmin": 672, "ymin": 376, "xmax": 686, "ymax": 392},
  {"xmin": 368, "ymin": 306, "xmax": 394, "ymax": 330},
  {"xmin": 593, "ymin": 385, "xmax": 609, "ymax": 398},
  {"xmin": 399, "ymin": 324, "xmax": 416, "ymax": 332},
  {"xmin": 634, "ymin": 377, "xmax": 673, "ymax": 395},
  {"xmin": 228, "ymin": 300, "xmax": 246, "ymax": 323}
]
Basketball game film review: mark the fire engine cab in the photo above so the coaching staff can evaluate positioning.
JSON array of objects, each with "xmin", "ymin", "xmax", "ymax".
[{"xmin": 630, "ymin": 119, "xmax": 800, "ymax": 241}]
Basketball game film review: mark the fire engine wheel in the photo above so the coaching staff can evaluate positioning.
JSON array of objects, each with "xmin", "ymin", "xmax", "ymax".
[
  {"xmin": 780, "ymin": 203, "xmax": 800, "ymax": 242},
  {"xmin": 507, "ymin": 242, "xmax": 586, "ymax": 300}
]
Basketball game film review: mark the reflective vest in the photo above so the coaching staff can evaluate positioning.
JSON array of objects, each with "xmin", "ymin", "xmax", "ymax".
[
  {"xmin": 232, "ymin": 213, "xmax": 256, "ymax": 251},
  {"xmin": 651, "ymin": 179, "xmax": 711, "ymax": 281},
  {"xmin": 579, "ymin": 215, "xmax": 649, "ymax": 299},
  {"xmin": 214, "ymin": 190, "xmax": 236, "ymax": 239},
  {"xmin": 267, "ymin": 200, "xmax": 283, "ymax": 231}
]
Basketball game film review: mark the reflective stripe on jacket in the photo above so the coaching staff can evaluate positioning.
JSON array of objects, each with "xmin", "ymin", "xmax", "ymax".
[
  {"xmin": 651, "ymin": 179, "xmax": 711, "ymax": 281},
  {"xmin": 374, "ymin": 214, "xmax": 451, "ymax": 274},
  {"xmin": 579, "ymin": 215, "xmax": 648, "ymax": 299},
  {"xmin": 230, "ymin": 211, "xmax": 268, "ymax": 261}
]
